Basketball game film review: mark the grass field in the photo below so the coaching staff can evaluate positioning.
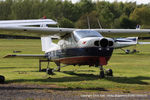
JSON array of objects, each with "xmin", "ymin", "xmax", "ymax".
[{"xmin": 0, "ymin": 39, "xmax": 150, "ymax": 92}]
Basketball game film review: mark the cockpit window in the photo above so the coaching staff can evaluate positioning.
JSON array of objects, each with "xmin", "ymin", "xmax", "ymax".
[{"xmin": 73, "ymin": 30, "xmax": 102, "ymax": 42}]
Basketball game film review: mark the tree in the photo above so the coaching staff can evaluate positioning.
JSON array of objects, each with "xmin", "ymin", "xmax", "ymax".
[
  {"xmin": 78, "ymin": 0, "xmax": 95, "ymax": 14},
  {"xmin": 75, "ymin": 11, "xmax": 99, "ymax": 29},
  {"xmin": 113, "ymin": 15, "xmax": 137, "ymax": 29},
  {"xmin": 0, "ymin": 0, "xmax": 13, "ymax": 19},
  {"xmin": 96, "ymin": 1, "xmax": 114, "ymax": 28},
  {"xmin": 130, "ymin": 6, "xmax": 150, "ymax": 28},
  {"xmin": 59, "ymin": 17, "xmax": 74, "ymax": 28}
]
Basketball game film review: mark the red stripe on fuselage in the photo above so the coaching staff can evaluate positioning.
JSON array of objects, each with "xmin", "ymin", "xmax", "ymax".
[{"xmin": 54, "ymin": 56, "xmax": 110, "ymax": 66}]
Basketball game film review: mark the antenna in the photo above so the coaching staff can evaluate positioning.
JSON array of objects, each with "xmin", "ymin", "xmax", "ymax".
[
  {"xmin": 87, "ymin": 16, "xmax": 90, "ymax": 29},
  {"xmin": 97, "ymin": 19, "xmax": 102, "ymax": 29}
]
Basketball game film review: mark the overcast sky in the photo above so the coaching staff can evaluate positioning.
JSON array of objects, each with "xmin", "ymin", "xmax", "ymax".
[{"xmin": 71, "ymin": 0, "xmax": 150, "ymax": 4}]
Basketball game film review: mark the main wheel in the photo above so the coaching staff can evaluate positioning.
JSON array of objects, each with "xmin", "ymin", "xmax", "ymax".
[
  {"xmin": 99, "ymin": 70, "xmax": 105, "ymax": 78},
  {"xmin": 106, "ymin": 69, "xmax": 113, "ymax": 76},
  {"xmin": 57, "ymin": 66, "xmax": 61, "ymax": 72},
  {"xmin": 46, "ymin": 68, "xmax": 54, "ymax": 75},
  {"xmin": 0, "ymin": 75, "xmax": 5, "ymax": 84}
]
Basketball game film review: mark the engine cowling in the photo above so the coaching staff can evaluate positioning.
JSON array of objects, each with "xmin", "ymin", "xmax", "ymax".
[{"xmin": 94, "ymin": 38, "xmax": 113, "ymax": 48}]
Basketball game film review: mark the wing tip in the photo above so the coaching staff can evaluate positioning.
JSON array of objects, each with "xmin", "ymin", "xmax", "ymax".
[{"xmin": 3, "ymin": 55, "xmax": 16, "ymax": 58}]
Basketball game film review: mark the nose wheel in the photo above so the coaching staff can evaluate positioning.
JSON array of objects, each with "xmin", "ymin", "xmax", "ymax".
[
  {"xmin": 0, "ymin": 75, "xmax": 5, "ymax": 83},
  {"xmin": 99, "ymin": 66, "xmax": 113, "ymax": 78},
  {"xmin": 99, "ymin": 66, "xmax": 105, "ymax": 78},
  {"xmin": 105, "ymin": 69, "xmax": 113, "ymax": 76}
]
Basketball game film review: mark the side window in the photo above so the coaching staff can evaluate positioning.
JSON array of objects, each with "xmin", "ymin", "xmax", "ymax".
[
  {"xmin": 58, "ymin": 40, "xmax": 66, "ymax": 48},
  {"xmin": 58, "ymin": 34, "xmax": 78, "ymax": 48}
]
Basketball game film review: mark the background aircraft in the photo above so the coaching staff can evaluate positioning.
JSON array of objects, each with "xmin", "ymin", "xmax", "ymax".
[
  {"xmin": 1, "ymin": 19, "xmax": 150, "ymax": 83},
  {"xmin": 114, "ymin": 37, "xmax": 150, "ymax": 54}
]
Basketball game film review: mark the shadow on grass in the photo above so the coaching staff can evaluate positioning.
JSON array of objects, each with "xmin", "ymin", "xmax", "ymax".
[
  {"xmin": 0, "ymin": 67, "xmax": 36, "ymax": 69},
  {"xmin": 106, "ymin": 76, "xmax": 150, "ymax": 85},
  {"xmin": 0, "ymin": 85, "xmax": 107, "ymax": 91},
  {"xmin": 7, "ymin": 71, "xmax": 98, "ymax": 83},
  {"xmin": 6, "ymin": 71, "xmax": 150, "ymax": 86},
  {"xmin": 5, "ymin": 71, "xmax": 107, "ymax": 91}
]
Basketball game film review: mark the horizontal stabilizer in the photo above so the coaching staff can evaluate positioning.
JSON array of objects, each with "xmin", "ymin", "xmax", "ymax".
[{"xmin": 4, "ymin": 54, "xmax": 46, "ymax": 59}]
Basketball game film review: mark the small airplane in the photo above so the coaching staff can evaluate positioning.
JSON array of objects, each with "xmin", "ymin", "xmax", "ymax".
[
  {"xmin": 114, "ymin": 37, "xmax": 150, "ymax": 54},
  {"xmin": 0, "ymin": 18, "xmax": 150, "ymax": 83}
]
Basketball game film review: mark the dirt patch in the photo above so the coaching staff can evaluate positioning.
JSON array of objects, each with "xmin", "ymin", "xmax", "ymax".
[{"xmin": 0, "ymin": 83, "xmax": 150, "ymax": 100}]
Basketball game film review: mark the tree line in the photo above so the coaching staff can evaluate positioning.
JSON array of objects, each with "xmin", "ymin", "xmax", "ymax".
[{"xmin": 0, "ymin": 0, "xmax": 150, "ymax": 29}]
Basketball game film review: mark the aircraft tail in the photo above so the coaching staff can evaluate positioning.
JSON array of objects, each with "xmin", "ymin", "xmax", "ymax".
[
  {"xmin": 136, "ymin": 24, "xmax": 141, "ymax": 29},
  {"xmin": 41, "ymin": 36, "xmax": 60, "ymax": 53},
  {"xmin": 114, "ymin": 37, "xmax": 138, "ymax": 49}
]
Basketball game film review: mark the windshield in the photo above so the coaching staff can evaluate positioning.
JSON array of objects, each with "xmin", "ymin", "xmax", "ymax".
[{"xmin": 73, "ymin": 30, "xmax": 102, "ymax": 41}]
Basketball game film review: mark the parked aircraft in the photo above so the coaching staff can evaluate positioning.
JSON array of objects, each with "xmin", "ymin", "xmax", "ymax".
[
  {"xmin": 114, "ymin": 37, "xmax": 150, "ymax": 54},
  {"xmin": 0, "ymin": 19, "xmax": 150, "ymax": 83}
]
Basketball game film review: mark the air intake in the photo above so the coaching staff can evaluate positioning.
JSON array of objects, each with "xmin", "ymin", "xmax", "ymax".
[{"xmin": 100, "ymin": 38, "xmax": 109, "ymax": 48}]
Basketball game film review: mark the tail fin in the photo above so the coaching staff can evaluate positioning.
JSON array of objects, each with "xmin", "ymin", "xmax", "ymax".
[
  {"xmin": 41, "ymin": 36, "xmax": 60, "ymax": 53},
  {"xmin": 114, "ymin": 37, "xmax": 138, "ymax": 49},
  {"xmin": 136, "ymin": 24, "xmax": 141, "ymax": 30}
]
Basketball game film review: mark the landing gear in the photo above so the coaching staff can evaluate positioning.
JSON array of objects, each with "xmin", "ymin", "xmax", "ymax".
[
  {"xmin": 55, "ymin": 62, "xmax": 61, "ymax": 72},
  {"xmin": 57, "ymin": 66, "xmax": 61, "ymax": 72},
  {"xmin": 99, "ymin": 66, "xmax": 113, "ymax": 78},
  {"xmin": 99, "ymin": 70, "xmax": 105, "ymax": 78},
  {"xmin": 99, "ymin": 66, "xmax": 105, "ymax": 78},
  {"xmin": 121, "ymin": 48, "xmax": 139, "ymax": 54},
  {"xmin": 46, "ymin": 61, "xmax": 54, "ymax": 75},
  {"xmin": 46, "ymin": 68, "xmax": 54, "ymax": 75},
  {"xmin": 106, "ymin": 69, "xmax": 113, "ymax": 76},
  {"xmin": 0, "ymin": 75, "xmax": 5, "ymax": 84}
]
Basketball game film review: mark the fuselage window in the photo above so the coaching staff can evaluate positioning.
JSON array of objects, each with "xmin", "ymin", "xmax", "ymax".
[{"xmin": 73, "ymin": 30, "xmax": 102, "ymax": 42}]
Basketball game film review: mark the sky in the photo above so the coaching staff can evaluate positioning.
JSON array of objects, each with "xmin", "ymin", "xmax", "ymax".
[{"xmin": 71, "ymin": 0, "xmax": 150, "ymax": 4}]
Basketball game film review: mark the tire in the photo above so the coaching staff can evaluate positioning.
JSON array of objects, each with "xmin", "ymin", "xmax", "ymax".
[
  {"xmin": 99, "ymin": 70, "xmax": 105, "ymax": 78},
  {"xmin": 106, "ymin": 69, "xmax": 113, "ymax": 76},
  {"xmin": 0, "ymin": 75, "xmax": 5, "ymax": 84},
  {"xmin": 46, "ymin": 68, "xmax": 54, "ymax": 75}
]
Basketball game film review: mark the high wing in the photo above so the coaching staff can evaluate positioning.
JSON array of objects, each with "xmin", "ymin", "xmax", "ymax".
[
  {"xmin": 0, "ymin": 26, "xmax": 75, "ymax": 36},
  {"xmin": 0, "ymin": 26, "xmax": 150, "ymax": 37},
  {"xmin": 138, "ymin": 42, "xmax": 150, "ymax": 44},
  {"xmin": 0, "ymin": 19, "xmax": 57, "ymax": 27},
  {"xmin": 93, "ymin": 29, "xmax": 150, "ymax": 34},
  {"xmin": 0, "ymin": 19, "xmax": 150, "ymax": 36}
]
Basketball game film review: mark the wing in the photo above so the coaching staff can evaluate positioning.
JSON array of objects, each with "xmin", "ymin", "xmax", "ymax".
[
  {"xmin": 93, "ymin": 29, "xmax": 150, "ymax": 34},
  {"xmin": 4, "ymin": 54, "xmax": 46, "ymax": 59},
  {"xmin": 0, "ymin": 26, "xmax": 75, "ymax": 36},
  {"xmin": 0, "ymin": 26, "xmax": 150, "ymax": 36},
  {"xmin": 0, "ymin": 19, "xmax": 150, "ymax": 36},
  {"xmin": 0, "ymin": 19, "xmax": 57, "ymax": 26},
  {"xmin": 138, "ymin": 42, "xmax": 150, "ymax": 44}
]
